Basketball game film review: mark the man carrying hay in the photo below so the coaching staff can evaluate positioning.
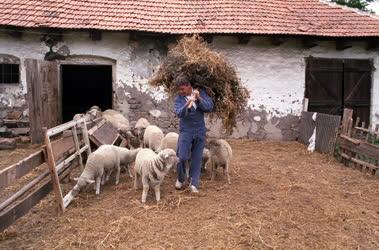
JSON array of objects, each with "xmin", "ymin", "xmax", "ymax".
[{"xmin": 173, "ymin": 75, "xmax": 214, "ymax": 193}]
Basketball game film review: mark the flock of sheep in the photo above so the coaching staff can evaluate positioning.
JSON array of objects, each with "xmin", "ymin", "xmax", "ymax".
[{"xmin": 69, "ymin": 106, "xmax": 233, "ymax": 203}]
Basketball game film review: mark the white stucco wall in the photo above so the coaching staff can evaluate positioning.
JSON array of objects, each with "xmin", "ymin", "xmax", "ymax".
[{"xmin": 0, "ymin": 30, "xmax": 378, "ymax": 138}]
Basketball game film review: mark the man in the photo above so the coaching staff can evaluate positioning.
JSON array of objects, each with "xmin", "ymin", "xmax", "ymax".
[{"xmin": 173, "ymin": 75, "xmax": 214, "ymax": 193}]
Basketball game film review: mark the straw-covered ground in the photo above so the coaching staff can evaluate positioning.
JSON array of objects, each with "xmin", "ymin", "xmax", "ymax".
[{"xmin": 1, "ymin": 140, "xmax": 378, "ymax": 249}]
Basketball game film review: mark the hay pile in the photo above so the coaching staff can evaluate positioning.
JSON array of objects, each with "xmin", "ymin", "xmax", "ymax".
[{"xmin": 149, "ymin": 35, "xmax": 250, "ymax": 134}]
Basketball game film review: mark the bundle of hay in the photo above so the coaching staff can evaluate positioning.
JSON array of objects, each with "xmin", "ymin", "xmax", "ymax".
[{"xmin": 149, "ymin": 35, "xmax": 250, "ymax": 134}]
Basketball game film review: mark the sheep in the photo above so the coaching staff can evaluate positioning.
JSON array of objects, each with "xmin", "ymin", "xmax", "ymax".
[
  {"xmin": 134, "ymin": 118, "xmax": 150, "ymax": 140},
  {"xmin": 102, "ymin": 109, "xmax": 129, "ymax": 132},
  {"xmin": 143, "ymin": 125, "xmax": 164, "ymax": 152},
  {"xmin": 158, "ymin": 132, "xmax": 178, "ymax": 152},
  {"xmin": 134, "ymin": 148, "xmax": 178, "ymax": 203},
  {"xmin": 208, "ymin": 139, "xmax": 233, "ymax": 185},
  {"xmin": 118, "ymin": 128, "xmax": 142, "ymax": 149},
  {"xmin": 69, "ymin": 145, "xmax": 141, "ymax": 197},
  {"xmin": 202, "ymin": 148, "xmax": 211, "ymax": 170}
]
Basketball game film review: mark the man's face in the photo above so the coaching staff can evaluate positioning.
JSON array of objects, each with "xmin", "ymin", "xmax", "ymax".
[{"xmin": 178, "ymin": 83, "xmax": 192, "ymax": 96}]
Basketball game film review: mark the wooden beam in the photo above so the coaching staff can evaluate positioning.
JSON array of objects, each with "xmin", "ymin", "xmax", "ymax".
[
  {"xmin": 366, "ymin": 38, "xmax": 378, "ymax": 51},
  {"xmin": 44, "ymin": 130, "xmax": 65, "ymax": 214},
  {"xmin": 302, "ymin": 38, "xmax": 318, "ymax": 49},
  {"xmin": 237, "ymin": 35, "xmax": 251, "ymax": 45},
  {"xmin": 0, "ymin": 160, "xmax": 75, "ymax": 232},
  {"xmin": 89, "ymin": 30, "xmax": 102, "ymax": 41},
  {"xmin": 0, "ymin": 149, "xmax": 45, "ymax": 192},
  {"xmin": 270, "ymin": 36, "xmax": 284, "ymax": 46},
  {"xmin": 336, "ymin": 39, "xmax": 352, "ymax": 51}
]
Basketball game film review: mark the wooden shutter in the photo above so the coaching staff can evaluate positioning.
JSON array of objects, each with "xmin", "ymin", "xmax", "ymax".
[
  {"xmin": 305, "ymin": 57, "xmax": 343, "ymax": 116},
  {"xmin": 343, "ymin": 59, "xmax": 372, "ymax": 125}
]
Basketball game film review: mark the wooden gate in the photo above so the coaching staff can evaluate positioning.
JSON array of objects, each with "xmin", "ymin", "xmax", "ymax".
[
  {"xmin": 305, "ymin": 57, "xmax": 372, "ymax": 125},
  {"xmin": 25, "ymin": 59, "xmax": 60, "ymax": 144}
]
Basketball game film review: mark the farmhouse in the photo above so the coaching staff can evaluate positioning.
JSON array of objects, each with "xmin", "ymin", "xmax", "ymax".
[{"xmin": 0, "ymin": 0, "xmax": 378, "ymax": 143}]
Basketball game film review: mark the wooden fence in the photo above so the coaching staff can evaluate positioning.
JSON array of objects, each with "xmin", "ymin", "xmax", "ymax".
[
  {"xmin": 0, "ymin": 116, "xmax": 122, "ymax": 231},
  {"xmin": 336, "ymin": 109, "xmax": 379, "ymax": 176}
]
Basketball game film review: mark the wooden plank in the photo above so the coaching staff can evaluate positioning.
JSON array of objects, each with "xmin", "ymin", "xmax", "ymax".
[
  {"xmin": 25, "ymin": 59, "xmax": 43, "ymax": 144},
  {"xmin": 0, "ymin": 149, "xmax": 45, "ymax": 192},
  {"xmin": 44, "ymin": 131, "xmax": 65, "ymax": 214},
  {"xmin": 88, "ymin": 119, "xmax": 106, "ymax": 135},
  {"xmin": 0, "ymin": 160, "xmax": 75, "ymax": 232},
  {"xmin": 47, "ymin": 116, "xmax": 88, "ymax": 136},
  {"xmin": 338, "ymin": 136, "xmax": 379, "ymax": 161},
  {"xmin": 72, "ymin": 126, "xmax": 84, "ymax": 171},
  {"xmin": 341, "ymin": 108, "xmax": 353, "ymax": 136},
  {"xmin": 89, "ymin": 121, "xmax": 118, "ymax": 146},
  {"xmin": 340, "ymin": 152, "xmax": 378, "ymax": 172}
]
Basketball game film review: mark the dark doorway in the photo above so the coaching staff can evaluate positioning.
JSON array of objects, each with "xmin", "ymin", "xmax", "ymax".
[
  {"xmin": 61, "ymin": 65, "xmax": 112, "ymax": 122},
  {"xmin": 305, "ymin": 57, "xmax": 372, "ymax": 124}
]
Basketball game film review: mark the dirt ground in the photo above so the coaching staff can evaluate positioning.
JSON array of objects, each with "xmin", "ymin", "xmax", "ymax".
[{"xmin": 1, "ymin": 140, "xmax": 378, "ymax": 249}]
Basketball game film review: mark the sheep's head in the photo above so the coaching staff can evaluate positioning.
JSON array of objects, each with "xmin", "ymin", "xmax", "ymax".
[
  {"xmin": 72, "ymin": 177, "xmax": 95, "ymax": 196},
  {"xmin": 208, "ymin": 139, "xmax": 221, "ymax": 150},
  {"xmin": 159, "ymin": 149, "xmax": 179, "ymax": 171}
]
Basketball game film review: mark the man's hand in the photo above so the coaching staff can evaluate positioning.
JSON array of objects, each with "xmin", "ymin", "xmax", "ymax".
[{"xmin": 193, "ymin": 89, "xmax": 200, "ymax": 99}]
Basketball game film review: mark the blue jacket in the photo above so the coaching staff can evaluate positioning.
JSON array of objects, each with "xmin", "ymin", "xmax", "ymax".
[{"xmin": 174, "ymin": 88, "xmax": 214, "ymax": 133}]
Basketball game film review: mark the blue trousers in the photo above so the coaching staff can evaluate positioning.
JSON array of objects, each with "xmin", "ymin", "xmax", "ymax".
[{"xmin": 176, "ymin": 131, "xmax": 205, "ymax": 188}]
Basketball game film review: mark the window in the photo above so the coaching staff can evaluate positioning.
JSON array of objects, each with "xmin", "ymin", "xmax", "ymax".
[{"xmin": 0, "ymin": 64, "xmax": 19, "ymax": 84}]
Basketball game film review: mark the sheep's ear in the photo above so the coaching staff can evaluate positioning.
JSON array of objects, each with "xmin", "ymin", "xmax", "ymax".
[
  {"xmin": 86, "ymin": 179, "xmax": 95, "ymax": 184},
  {"xmin": 73, "ymin": 177, "xmax": 79, "ymax": 181}
]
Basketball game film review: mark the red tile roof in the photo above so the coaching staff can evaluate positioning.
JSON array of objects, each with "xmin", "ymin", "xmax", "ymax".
[{"xmin": 0, "ymin": 0, "xmax": 378, "ymax": 37}]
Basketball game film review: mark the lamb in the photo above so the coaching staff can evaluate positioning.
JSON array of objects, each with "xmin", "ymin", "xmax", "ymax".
[
  {"xmin": 69, "ymin": 145, "xmax": 141, "ymax": 197},
  {"xmin": 134, "ymin": 118, "xmax": 150, "ymax": 139},
  {"xmin": 208, "ymin": 139, "xmax": 233, "ymax": 185},
  {"xmin": 143, "ymin": 125, "xmax": 164, "ymax": 152},
  {"xmin": 158, "ymin": 132, "xmax": 178, "ymax": 152},
  {"xmin": 102, "ymin": 109, "xmax": 129, "ymax": 132},
  {"xmin": 134, "ymin": 148, "xmax": 179, "ymax": 203}
]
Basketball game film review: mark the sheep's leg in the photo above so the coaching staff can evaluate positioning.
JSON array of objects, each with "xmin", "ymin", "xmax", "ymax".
[
  {"xmin": 134, "ymin": 172, "xmax": 139, "ymax": 190},
  {"xmin": 95, "ymin": 176, "xmax": 101, "ymax": 195},
  {"xmin": 141, "ymin": 177, "xmax": 149, "ymax": 203},
  {"xmin": 101, "ymin": 174, "xmax": 106, "ymax": 185},
  {"xmin": 115, "ymin": 162, "xmax": 121, "ymax": 185},
  {"xmin": 210, "ymin": 159, "xmax": 216, "ymax": 181},
  {"xmin": 226, "ymin": 162, "xmax": 231, "ymax": 185},
  {"xmin": 128, "ymin": 163, "xmax": 134, "ymax": 178},
  {"xmin": 154, "ymin": 185, "xmax": 161, "ymax": 202}
]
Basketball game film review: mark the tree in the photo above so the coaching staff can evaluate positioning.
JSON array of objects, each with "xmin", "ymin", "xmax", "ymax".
[{"xmin": 331, "ymin": 0, "xmax": 376, "ymax": 12}]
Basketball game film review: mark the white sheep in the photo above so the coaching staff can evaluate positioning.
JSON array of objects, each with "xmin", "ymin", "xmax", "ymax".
[
  {"xmin": 69, "ymin": 145, "xmax": 141, "ymax": 196},
  {"xmin": 134, "ymin": 118, "xmax": 150, "ymax": 139},
  {"xmin": 208, "ymin": 139, "xmax": 233, "ymax": 185},
  {"xmin": 143, "ymin": 125, "xmax": 164, "ymax": 152},
  {"xmin": 102, "ymin": 109, "xmax": 129, "ymax": 132},
  {"xmin": 158, "ymin": 132, "xmax": 178, "ymax": 152},
  {"xmin": 134, "ymin": 148, "xmax": 178, "ymax": 203}
]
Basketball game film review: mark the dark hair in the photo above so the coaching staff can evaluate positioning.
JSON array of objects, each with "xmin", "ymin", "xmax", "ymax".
[{"xmin": 174, "ymin": 75, "xmax": 191, "ymax": 86}]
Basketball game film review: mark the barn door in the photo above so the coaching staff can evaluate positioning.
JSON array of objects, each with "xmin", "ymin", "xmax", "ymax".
[
  {"xmin": 25, "ymin": 59, "xmax": 59, "ymax": 144},
  {"xmin": 343, "ymin": 59, "xmax": 372, "ymax": 125},
  {"xmin": 305, "ymin": 57, "xmax": 343, "ymax": 116}
]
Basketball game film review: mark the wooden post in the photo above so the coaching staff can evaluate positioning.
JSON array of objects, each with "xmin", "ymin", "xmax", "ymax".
[
  {"xmin": 71, "ymin": 126, "xmax": 84, "ymax": 171},
  {"xmin": 44, "ymin": 128, "xmax": 65, "ymax": 214},
  {"xmin": 341, "ymin": 108, "xmax": 353, "ymax": 135},
  {"xmin": 80, "ymin": 121, "xmax": 91, "ymax": 157}
]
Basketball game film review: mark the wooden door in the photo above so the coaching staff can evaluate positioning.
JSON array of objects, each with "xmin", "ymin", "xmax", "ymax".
[
  {"xmin": 305, "ymin": 57, "xmax": 343, "ymax": 116},
  {"xmin": 25, "ymin": 59, "xmax": 59, "ymax": 144},
  {"xmin": 343, "ymin": 59, "xmax": 372, "ymax": 125}
]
